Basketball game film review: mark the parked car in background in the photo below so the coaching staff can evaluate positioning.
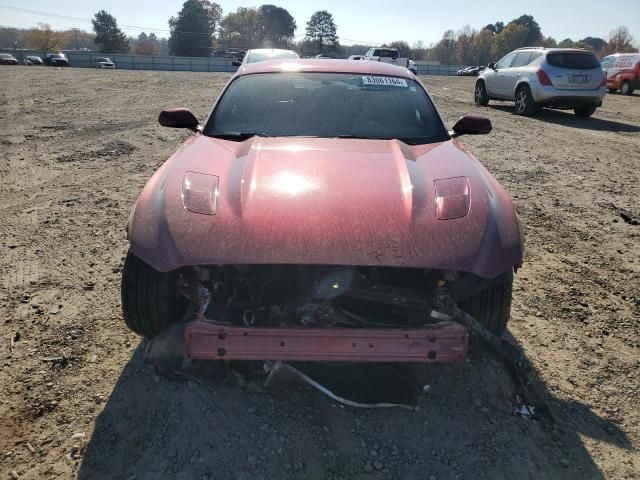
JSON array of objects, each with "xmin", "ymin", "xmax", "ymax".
[
  {"xmin": 0, "ymin": 53, "xmax": 19, "ymax": 65},
  {"xmin": 315, "ymin": 54, "xmax": 334, "ymax": 59},
  {"xmin": 475, "ymin": 47, "xmax": 606, "ymax": 117},
  {"xmin": 348, "ymin": 55, "xmax": 364, "ymax": 60},
  {"xmin": 94, "ymin": 57, "xmax": 115, "ymax": 69},
  {"xmin": 363, "ymin": 47, "xmax": 411, "ymax": 70},
  {"xmin": 408, "ymin": 59, "xmax": 417, "ymax": 75},
  {"xmin": 211, "ymin": 50, "xmax": 239, "ymax": 59},
  {"xmin": 44, "ymin": 53, "xmax": 70, "ymax": 67},
  {"xmin": 233, "ymin": 49, "xmax": 299, "ymax": 66},
  {"xmin": 601, "ymin": 53, "xmax": 640, "ymax": 95},
  {"xmin": 457, "ymin": 66, "xmax": 485, "ymax": 76},
  {"xmin": 24, "ymin": 55, "xmax": 44, "ymax": 66}
]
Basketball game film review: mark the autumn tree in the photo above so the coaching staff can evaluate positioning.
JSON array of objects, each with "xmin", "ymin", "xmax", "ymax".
[
  {"xmin": 63, "ymin": 29, "xmax": 96, "ymax": 50},
  {"xmin": 385, "ymin": 40, "xmax": 412, "ymax": 57},
  {"xmin": 135, "ymin": 32, "xmax": 160, "ymax": 56},
  {"xmin": 92, "ymin": 10, "xmax": 129, "ymax": 53},
  {"xmin": 433, "ymin": 30, "xmax": 456, "ymax": 64},
  {"xmin": 491, "ymin": 23, "xmax": 529, "ymax": 59},
  {"xmin": 301, "ymin": 10, "xmax": 340, "ymax": 56},
  {"xmin": 604, "ymin": 26, "xmax": 638, "ymax": 54},
  {"xmin": 27, "ymin": 23, "xmax": 68, "ymax": 51},
  {"xmin": 169, "ymin": 0, "xmax": 222, "ymax": 56}
]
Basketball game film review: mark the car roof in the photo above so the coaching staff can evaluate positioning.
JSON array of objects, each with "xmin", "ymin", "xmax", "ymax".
[
  {"xmin": 515, "ymin": 47, "xmax": 595, "ymax": 54},
  {"xmin": 604, "ymin": 52, "xmax": 640, "ymax": 58},
  {"xmin": 247, "ymin": 48, "xmax": 296, "ymax": 54},
  {"xmin": 235, "ymin": 59, "xmax": 414, "ymax": 78}
]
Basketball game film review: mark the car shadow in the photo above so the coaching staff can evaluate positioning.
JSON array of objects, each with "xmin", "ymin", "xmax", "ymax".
[
  {"xmin": 488, "ymin": 104, "xmax": 640, "ymax": 133},
  {"xmin": 77, "ymin": 337, "xmax": 633, "ymax": 480}
]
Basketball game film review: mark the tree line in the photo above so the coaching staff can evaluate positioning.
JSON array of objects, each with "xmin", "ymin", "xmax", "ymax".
[{"xmin": 0, "ymin": 1, "xmax": 636, "ymax": 63}]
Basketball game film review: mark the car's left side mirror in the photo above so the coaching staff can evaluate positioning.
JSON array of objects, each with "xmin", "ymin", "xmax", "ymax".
[
  {"xmin": 232, "ymin": 60, "xmax": 241, "ymax": 67},
  {"xmin": 450, "ymin": 114, "xmax": 492, "ymax": 138},
  {"xmin": 158, "ymin": 108, "xmax": 200, "ymax": 131}
]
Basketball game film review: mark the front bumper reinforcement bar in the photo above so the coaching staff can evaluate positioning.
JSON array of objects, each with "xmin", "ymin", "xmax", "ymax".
[{"xmin": 185, "ymin": 321, "xmax": 468, "ymax": 363}]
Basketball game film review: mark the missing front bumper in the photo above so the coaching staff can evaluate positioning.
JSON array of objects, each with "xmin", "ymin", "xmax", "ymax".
[{"xmin": 185, "ymin": 321, "xmax": 468, "ymax": 363}]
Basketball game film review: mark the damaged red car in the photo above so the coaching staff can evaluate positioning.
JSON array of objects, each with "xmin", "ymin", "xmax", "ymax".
[{"xmin": 122, "ymin": 60, "xmax": 523, "ymax": 364}]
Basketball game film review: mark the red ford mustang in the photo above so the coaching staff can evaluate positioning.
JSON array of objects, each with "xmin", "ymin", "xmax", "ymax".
[{"xmin": 122, "ymin": 60, "xmax": 523, "ymax": 363}]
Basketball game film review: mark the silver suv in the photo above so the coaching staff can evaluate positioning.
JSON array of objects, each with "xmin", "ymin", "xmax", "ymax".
[{"xmin": 474, "ymin": 47, "xmax": 606, "ymax": 117}]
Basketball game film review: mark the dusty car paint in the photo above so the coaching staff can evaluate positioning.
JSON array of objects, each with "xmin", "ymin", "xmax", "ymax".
[
  {"xmin": 129, "ymin": 135, "xmax": 522, "ymax": 279},
  {"xmin": 129, "ymin": 60, "xmax": 522, "ymax": 279}
]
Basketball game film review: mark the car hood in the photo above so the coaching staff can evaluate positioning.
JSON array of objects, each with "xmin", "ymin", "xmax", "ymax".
[{"xmin": 130, "ymin": 136, "xmax": 522, "ymax": 278}]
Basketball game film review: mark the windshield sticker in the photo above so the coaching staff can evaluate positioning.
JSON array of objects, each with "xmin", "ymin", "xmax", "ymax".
[{"xmin": 362, "ymin": 76, "xmax": 408, "ymax": 87}]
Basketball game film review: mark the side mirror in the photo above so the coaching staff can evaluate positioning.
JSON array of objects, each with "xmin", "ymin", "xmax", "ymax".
[
  {"xmin": 158, "ymin": 108, "xmax": 199, "ymax": 131},
  {"xmin": 450, "ymin": 114, "xmax": 492, "ymax": 138},
  {"xmin": 487, "ymin": 62, "xmax": 496, "ymax": 70},
  {"xmin": 232, "ymin": 60, "xmax": 241, "ymax": 67}
]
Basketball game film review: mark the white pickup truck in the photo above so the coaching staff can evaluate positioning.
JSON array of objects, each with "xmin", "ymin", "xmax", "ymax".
[{"xmin": 363, "ymin": 47, "xmax": 417, "ymax": 74}]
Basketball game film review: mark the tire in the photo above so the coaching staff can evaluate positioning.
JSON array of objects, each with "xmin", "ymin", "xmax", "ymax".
[
  {"xmin": 620, "ymin": 80, "xmax": 631, "ymax": 95},
  {"xmin": 459, "ymin": 271, "xmax": 513, "ymax": 335},
  {"xmin": 474, "ymin": 80, "xmax": 490, "ymax": 106},
  {"xmin": 608, "ymin": 88, "xmax": 617, "ymax": 93},
  {"xmin": 514, "ymin": 85, "xmax": 537, "ymax": 116},
  {"xmin": 574, "ymin": 104, "xmax": 597, "ymax": 118},
  {"xmin": 121, "ymin": 250, "xmax": 188, "ymax": 338}
]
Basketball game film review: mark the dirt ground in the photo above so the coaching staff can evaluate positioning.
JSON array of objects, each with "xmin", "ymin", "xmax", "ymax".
[{"xmin": 0, "ymin": 66, "xmax": 638, "ymax": 480}]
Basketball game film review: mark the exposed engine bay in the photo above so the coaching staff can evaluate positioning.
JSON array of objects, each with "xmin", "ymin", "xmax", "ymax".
[{"xmin": 177, "ymin": 265, "xmax": 501, "ymax": 329}]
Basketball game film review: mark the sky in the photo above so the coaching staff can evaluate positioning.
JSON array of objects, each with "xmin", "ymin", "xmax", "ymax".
[{"xmin": 1, "ymin": 0, "xmax": 639, "ymax": 46}]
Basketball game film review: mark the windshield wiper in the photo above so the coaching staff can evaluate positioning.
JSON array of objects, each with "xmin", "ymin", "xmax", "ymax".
[{"xmin": 211, "ymin": 132, "xmax": 272, "ymax": 141}]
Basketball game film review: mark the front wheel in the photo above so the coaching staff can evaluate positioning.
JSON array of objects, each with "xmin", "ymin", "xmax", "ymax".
[
  {"xmin": 121, "ymin": 250, "xmax": 188, "ymax": 338},
  {"xmin": 459, "ymin": 271, "xmax": 513, "ymax": 335},
  {"xmin": 474, "ymin": 81, "xmax": 490, "ymax": 106},
  {"xmin": 574, "ymin": 104, "xmax": 597, "ymax": 118},
  {"xmin": 514, "ymin": 85, "xmax": 537, "ymax": 116},
  {"xmin": 620, "ymin": 81, "xmax": 631, "ymax": 95}
]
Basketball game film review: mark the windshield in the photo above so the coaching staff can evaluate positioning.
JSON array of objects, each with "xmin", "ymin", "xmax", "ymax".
[
  {"xmin": 546, "ymin": 52, "xmax": 600, "ymax": 69},
  {"xmin": 246, "ymin": 51, "xmax": 298, "ymax": 63},
  {"xmin": 204, "ymin": 73, "xmax": 448, "ymax": 145},
  {"xmin": 374, "ymin": 49, "xmax": 399, "ymax": 58}
]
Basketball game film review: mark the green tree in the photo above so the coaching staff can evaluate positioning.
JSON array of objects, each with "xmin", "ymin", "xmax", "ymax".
[
  {"xmin": 483, "ymin": 21, "xmax": 504, "ymax": 36},
  {"xmin": 220, "ymin": 5, "xmax": 296, "ymax": 49},
  {"xmin": 511, "ymin": 14, "xmax": 541, "ymax": 46},
  {"xmin": 537, "ymin": 35, "xmax": 558, "ymax": 48},
  {"xmin": 491, "ymin": 23, "xmax": 529, "ymax": 59},
  {"xmin": 558, "ymin": 38, "xmax": 576, "ymax": 48},
  {"xmin": 303, "ymin": 10, "xmax": 340, "ymax": 56},
  {"xmin": 91, "ymin": 10, "xmax": 129, "ymax": 53},
  {"xmin": 219, "ymin": 7, "xmax": 261, "ymax": 48},
  {"xmin": 257, "ymin": 5, "xmax": 296, "ymax": 47},
  {"xmin": 169, "ymin": 0, "xmax": 222, "ymax": 57},
  {"xmin": 580, "ymin": 36, "xmax": 606, "ymax": 53}
]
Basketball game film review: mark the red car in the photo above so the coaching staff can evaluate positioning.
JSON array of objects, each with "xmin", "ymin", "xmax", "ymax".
[{"xmin": 122, "ymin": 60, "xmax": 523, "ymax": 364}]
